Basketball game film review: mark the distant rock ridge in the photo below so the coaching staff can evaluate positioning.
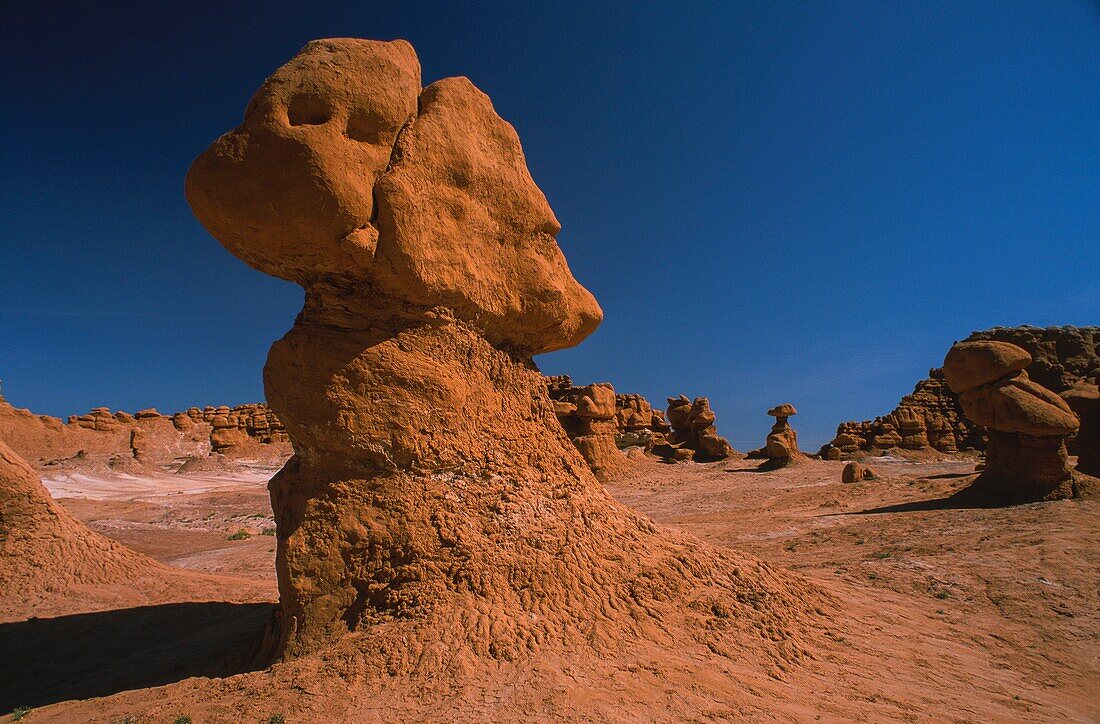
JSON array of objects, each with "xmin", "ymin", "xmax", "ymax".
[
  {"xmin": 821, "ymin": 325, "xmax": 1099, "ymax": 460},
  {"xmin": 0, "ymin": 393, "xmax": 290, "ymax": 469}
]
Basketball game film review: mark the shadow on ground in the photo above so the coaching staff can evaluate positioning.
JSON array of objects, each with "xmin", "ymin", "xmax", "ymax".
[{"xmin": 0, "ymin": 601, "xmax": 275, "ymax": 711}]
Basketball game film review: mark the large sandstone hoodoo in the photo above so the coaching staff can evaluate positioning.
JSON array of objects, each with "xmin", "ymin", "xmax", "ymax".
[
  {"xmin": 187, "ymin": 35, "xmax": 822, "ymax": 677},
  {"xmin": 942, "ymin": 341, "xmax": 1091, "ymax": 501}
]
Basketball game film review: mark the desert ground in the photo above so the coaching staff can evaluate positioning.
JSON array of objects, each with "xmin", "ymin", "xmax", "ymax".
[{"xmin": 3, "ymin": 453, "xmax": 1096, "ymax": 722}]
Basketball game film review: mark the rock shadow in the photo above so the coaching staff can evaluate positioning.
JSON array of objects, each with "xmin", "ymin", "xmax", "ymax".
[{"xmin": 0, "ymin": 601, "xmax": 276, "ymax": 711}]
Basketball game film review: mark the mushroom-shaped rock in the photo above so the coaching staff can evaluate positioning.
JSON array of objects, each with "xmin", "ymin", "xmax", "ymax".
[
  {"xmin": 943, "ymin": 340, "xmax": 1091, "ymax": 501},
  {"xmin": 768, "ymin": 403, "xmax": 797, "ymax": 418},
  {"xmin": 942, "ymin": 341, "xmax": 1031, "ymax": 394},
  {"xmin": 762, "ymin": 403, "xmax": 800, "ymax": 466}
]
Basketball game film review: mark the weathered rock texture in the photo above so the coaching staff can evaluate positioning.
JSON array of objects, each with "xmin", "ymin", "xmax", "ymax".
[
  {"xmin": 545, "ymin": 375, "xmax": 672, "ymax": 472},
  {"xmin": 943, "ymin": 340, "xmax": 1092, "ymax": 501},
  {"xmin": 0, "ymin": 437, "xmax": 164, "ymax": 620},
  {"xmin": 1061, "ymin": 381, "xmax": 1099, "ymax": 476},
  {"xmin": 659, "ymin": 395, "xmax": 736, "ymax": 462},
  {"xmin": 0, "ymin": 392, "xmax": 289, "ymax": 471},
  {"xmin": 545, "ymin": 378, "xmax": 630, "ymax": 480},
  {"xmin": 186, "ymin": 35, "xmax": 823, "ymax": 677},
  {"xmin": 823, "ymin": 326, "xmax": 1099, "ymax": 459}
]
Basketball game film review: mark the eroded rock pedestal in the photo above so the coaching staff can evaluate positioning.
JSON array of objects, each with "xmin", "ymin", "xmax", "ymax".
[
  {"xmin": 942, "ymin": 341, "xmax": 1094, "ymax": 501},
  {"xmin": 762, "ymin": 403, "xmax": 800, "ymax": 467},
  {"xmin": 187, "ymin": 38, "xmax": 820, "ymax": 666}
]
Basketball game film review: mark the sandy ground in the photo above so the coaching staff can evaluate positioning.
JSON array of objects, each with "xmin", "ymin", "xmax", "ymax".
[{"xmin": 2, "ymin": 455, "xmax": 1097, "ymax": 721}]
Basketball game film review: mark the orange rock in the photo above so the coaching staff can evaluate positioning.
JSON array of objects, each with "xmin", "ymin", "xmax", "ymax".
[
  {"xmin": 943, "ymin": 340, "xmax": 1090, "ymax": 501},
  {"xmin": 186, "ymin": 37, "xmax": 821, "ymax": 670}
]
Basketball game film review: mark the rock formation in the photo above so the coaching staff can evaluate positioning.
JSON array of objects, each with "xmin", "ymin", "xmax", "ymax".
[
  {"xmin": 545, "ymin": 379, "xmax": 630, "ymax": 480},
  {"xmin": 660, "ymin": 395, "xmax": 736, "ymax": 462},
  {"xmin": 823, "ymin": 326, "xmax": 1099, "ymax": 459},
  {"xmin": 942, "ymin": 340, "xmax": 1092, "ymax": 501},
  {"xmin": 0, "ymin": 392, "xmax": 289, "ymax": 470},
  {"xmin": 841, "ymin": 461, "xmax": 876, "ymax": 483},
  {"xmin": 760, "ymin": 403, "xmax": 800, "ymax": 466},
  {"xmin": 1061, "ymin": 381, "xmax": 1099, "ymax": 476},
  {"xmin": 545, "ymin": 375, "xmax": 672, "ymax": 468},
  {"xmin": 614, "ymin": 392, "xmax": 672, "ymax": 448},
  {"xmin": 186, "ymin": 35, "xmax": 822, "ymax": 676},
  {"xmin": 0, "ymin": 438, "xmax": 157, "ymax": 620}
]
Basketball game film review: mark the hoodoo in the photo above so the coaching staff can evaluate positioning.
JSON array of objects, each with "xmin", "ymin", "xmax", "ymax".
[
  {"xmin": 942, "ymin": 340, "xmax": 1094, "ymax": 501},
  {"xmin": 186, "ymin": 35, "xmax": 823, "ymax": 681}
]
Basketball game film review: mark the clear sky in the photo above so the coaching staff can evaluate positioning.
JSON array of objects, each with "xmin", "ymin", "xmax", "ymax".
[{"xmin": 1, "ymin": 1, "xmax": 1098, "ymax": 450}]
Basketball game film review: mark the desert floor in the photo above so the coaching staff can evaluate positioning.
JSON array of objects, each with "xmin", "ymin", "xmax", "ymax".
[{"xmin": 2, "ymin": 455, "xmax": 1097, "ymax": 722}]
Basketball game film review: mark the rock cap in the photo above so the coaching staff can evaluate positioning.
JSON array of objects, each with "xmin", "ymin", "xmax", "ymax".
[
  {"xmin": 942, "ymin": 341, "xmax": 1031, "ymax": 393},
  {"xmin": 768, "ymin": 403, "xmax": 797, "ymax": 417}
]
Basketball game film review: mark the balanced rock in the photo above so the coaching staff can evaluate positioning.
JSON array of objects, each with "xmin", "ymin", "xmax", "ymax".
[
  {"xmin": 186, "ymin": 36, "xmax": 821, "ymax": 680},
  {"xmin": 943, "ymin": 341, "xmax": 1087, "ymax": 500},
  {"xmin": 764, "ymin": 403, "xmax": 800, "ymax": 465}
]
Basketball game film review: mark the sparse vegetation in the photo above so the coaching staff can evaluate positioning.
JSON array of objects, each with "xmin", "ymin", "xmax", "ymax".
[
  {"xmin": 934, "ymin": 590, "xmax": 950, "ymax": 599},
  {"xmin": 228, "ymin": 529, "xmax": 251, "ymax": 541},
  {"xmin": 174, "ymin": 717, "xmax": 193, "ymax": 724},
  {"xmin": 10, "ymin": 708, "xmax": 31, "ymax": 721},
  {"xmin": 266, "ymin": 715, "xmax": 287, "ymax": 724},
  {"xmin": 870, "ymin": 550, "xmax": 892, "ymax": 560},
  {"xmin": 261, "ymin": 526, "xmax": 277, "ymax": 536}
]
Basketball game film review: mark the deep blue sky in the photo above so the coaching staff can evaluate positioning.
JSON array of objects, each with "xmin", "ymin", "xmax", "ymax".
[{"xmin": 2, "ymin": 2, "xmax": 1098, "ymax": 449}]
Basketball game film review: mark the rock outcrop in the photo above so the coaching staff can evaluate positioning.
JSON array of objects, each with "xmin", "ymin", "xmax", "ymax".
[
  {"xmin": 545, "ymin": 379, "xmax": 630, "ymax": 480},
  {"xmin": 0, "ymin": 393, "xmax": 289, "ymax": 470},
  {"xmin": 753, "ymin": 403, "xmax": 799, "ymax": 466},
  {"xmin": 0, "ymin": 438, "xmax": 158, "ymax": 620},
  {"xmin": 545, "ymin": 375, "xmax": 672, "ymax": 469},
  {"xmin": 942, "ymin": 340, "xmax": 1092, "ymax": 501},
  {"xmin": 823, "ymin": 326, "xmax": 1099, "ymax": 459},
  {"xmin": 1062, "ymin": 381, "xmax": 1099, "ymax": 476},
  {"xmin": 186, "ymin": 35, "xmax": 823, "ymax": 683},
  {"xmin": 659, "ymin": 395, "xmax": 736, "ymax": 462}
]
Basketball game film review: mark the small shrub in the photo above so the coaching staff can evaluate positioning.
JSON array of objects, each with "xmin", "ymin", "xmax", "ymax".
[
  {"xmin": 175, "ymin": 717, "xmax": 193, "ymax": 724},
  {"xmin": 261, "ymin": 527, "xmax": 276, "ymax": 536},
  {"xmin": 870, "ymin": 550, "xmax": 892, "ymax": 559},
  {"xmin": 228, "ymin": 529, "xmax": 251, "ymax": 541},
  {"xmin": 934, "ymin": 590, "xmax": 950, "ymax": 599},
  {"xmin": 11, "ymin": 708, "xmax": 31, "ymax": 721},
  {"xmin": 266, "ymin": 715, "xmax": 287, "ymax": 724}
]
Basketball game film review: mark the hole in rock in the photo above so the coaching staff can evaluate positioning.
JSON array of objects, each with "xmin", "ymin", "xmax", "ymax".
[{"xmin": 287, "ymin": 93, "xmax": 333, "ymax": 126}]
